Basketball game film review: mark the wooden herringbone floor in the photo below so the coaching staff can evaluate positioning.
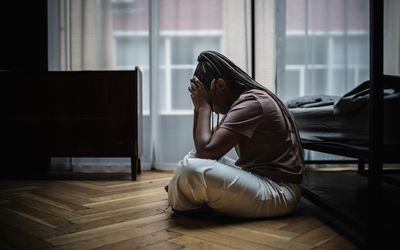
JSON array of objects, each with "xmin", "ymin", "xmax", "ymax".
[{"xmin": 0, "ymin": 171, "xmax": 356, "ymax": 249}]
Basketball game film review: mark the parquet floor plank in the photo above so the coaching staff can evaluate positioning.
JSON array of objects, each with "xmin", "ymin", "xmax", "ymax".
[
  {"xmin": 0, "ymin": 185, "xmax": 40, "ymax": 195},
  {"xmin": 169, "ymin": 235, "xmax": 236, "ymax": 250},
  {"xmin": 92, "ymin": 227, "xmax": 181, "ymax": 250},
  {"xmin": 83, "ymin": 188, "xmax": 165, "ymax": 207},
  {"xmin": 103, "ymin": 177, "xmax": 171, "ymax": 192},
  {"xmin": 61, "ymin": 203, "xmax": 169, "ymax": 232},
  {"xmin": 50, "ymin": 220, "xmax": 178, "ymax": 250},
  {"xmin": 172, "ymin": 214, "xmax": 302, "ymax": 243},
  {"xmin": 2, "ymin": 198, "xmax": 73, "ymax": 230},
  {"xmin": 232, "ymin": 218, "xmax": 289, "ymax": 230},
  {"xmin": 46, "ymin": 213, "xmax": 171, "ymax": 246},
  {"xmin": 170, "ymin": 226, "xmax": 279, "ymax": 250},
  {"xmin": 279, "ymin": 214, "xmax": 323, "ymax": 234},
  {"xmin": 137, "ymin": 240, "xmax": 182, "ymax": 250},
  {"xmin": 314, "ymin": 235, "xmax": 356, "ymax": 250},
  {"xmin": 177, "ymin": 223, "xmax": 312, "ymax": 250},
  {"xmin": 19, "ymin": 192, "xmax": 78, "ymax": 214},
  {"xmin": 69, "ymin": 200, "xmax": 168, "ymax": 224},
  {"xmin": 33, "ymin": 184, "xmax": 94, "ymax": 205},
  {"xmin": 87, "ymin": 187, "xmax": 164, "ymax": 203},
  {"xmin": 0, "ymin": 221, "xmax": 54, "ymax": 249},
  {"xmin": 9, "ymin": 193, "xmax": 79, "ymax": 218},
  {"xmin": 292, "ymin": 224, "xmax": 337, "ymax": 247},
  {"xmin": 31, "ymin": 188, "xmax": 90, "ymax": 208},
  {"xmin": 0, "ymin": 207, "xmax": 63, "ymax": 239},
  {"xmin": 58, "ymin": 181, "xmax": 109, "ymax": 192},
  {"xmin": 231, "ymin": 223, "xmax": 300, "ymax": 241}
]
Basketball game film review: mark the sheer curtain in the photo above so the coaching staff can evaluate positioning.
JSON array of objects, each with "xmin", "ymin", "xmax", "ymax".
[
  {"xmin": 48, "ymin": 0, "xmax": 275, "ymax": 172},
  {"xmin": 275, "ymin": 0, "xmax": 370, "ymax": 161}
]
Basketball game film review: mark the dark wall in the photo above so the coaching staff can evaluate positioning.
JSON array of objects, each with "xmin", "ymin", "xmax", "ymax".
[
  {"xmin": 0, "ymin": 1, "xmax": 48, "ymax": 71},
  {"xmin": 0, "ymin": 1, "xmax": 48, "ymax": 178}
]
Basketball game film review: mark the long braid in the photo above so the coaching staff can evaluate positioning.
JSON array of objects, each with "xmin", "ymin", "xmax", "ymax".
[{"xmin": 194, "ymin": 50, "xmax": 304, "ymax": 168}]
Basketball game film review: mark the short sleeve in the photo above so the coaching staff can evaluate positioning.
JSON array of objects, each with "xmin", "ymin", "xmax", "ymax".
[{"xmin": 220, "ymin": 96, "xmax": 264, "ymax": 139}]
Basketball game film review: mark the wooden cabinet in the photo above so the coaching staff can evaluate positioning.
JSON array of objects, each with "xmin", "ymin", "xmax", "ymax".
[{"xmin": 1, "ymin": 68, "xmax": 142, "ymax": 180}]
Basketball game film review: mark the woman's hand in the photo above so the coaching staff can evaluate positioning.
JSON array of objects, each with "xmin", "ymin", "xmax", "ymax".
[{"xmin": 188, "ymin": 76, "xmax": 211, "ymax": 111}]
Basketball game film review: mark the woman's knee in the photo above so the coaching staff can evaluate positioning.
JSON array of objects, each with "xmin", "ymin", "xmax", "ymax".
[{"xmin": 174, "ymin": 164, "xmax": 204, "ymax": 185}]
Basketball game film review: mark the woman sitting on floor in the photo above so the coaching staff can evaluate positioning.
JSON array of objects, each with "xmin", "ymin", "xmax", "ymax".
[{"xmin": 166, "ymin": 50, "xmax": 304, "ymax": 218}]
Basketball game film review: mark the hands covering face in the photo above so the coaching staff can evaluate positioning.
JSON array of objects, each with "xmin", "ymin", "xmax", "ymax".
[{"xmin": 188, "ymin": 76, "xmax": 212, "ymax": 110}]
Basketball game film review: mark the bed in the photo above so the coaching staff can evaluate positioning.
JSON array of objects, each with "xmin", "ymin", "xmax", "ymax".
[{"xmin": 287, "ymin": 80, "xmax": 400, "ymax": 160}]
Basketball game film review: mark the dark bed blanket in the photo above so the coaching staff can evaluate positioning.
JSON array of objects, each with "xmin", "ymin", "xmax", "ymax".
[{"xmin": 285, "ymin": 95, "xmax": 339, "ymax": 109}]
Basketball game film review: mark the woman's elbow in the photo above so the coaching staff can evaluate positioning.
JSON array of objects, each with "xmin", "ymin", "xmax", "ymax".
[{"xmin": 195, "ymin": 147, "xmax": 221, "ymax": 160}]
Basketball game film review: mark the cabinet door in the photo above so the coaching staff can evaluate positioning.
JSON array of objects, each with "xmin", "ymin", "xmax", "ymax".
[{"xmin": 49, "ymin": 71, "xmax": 137, "ymax": 156}]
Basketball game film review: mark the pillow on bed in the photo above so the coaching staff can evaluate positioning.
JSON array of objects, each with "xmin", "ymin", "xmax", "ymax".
[{"xmin": 333, "ymin": 80, "xmax": 399, "ymax": 114}]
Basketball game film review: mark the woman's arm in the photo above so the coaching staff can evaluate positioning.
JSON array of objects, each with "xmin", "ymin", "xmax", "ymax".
[
  {"xmin": 189, "ymin": 77, "xmax": 241, "ymax": 159},
  {"xmin": 193, "ymin": 105, "xmax": 212, "ymax": 156},
  {"xmin": 192, "ymin": 108, "xmax": 199, "ymax": 142}
]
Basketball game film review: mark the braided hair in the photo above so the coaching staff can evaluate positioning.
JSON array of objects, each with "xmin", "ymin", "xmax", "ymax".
[{"xmin": 193, "ymin": 50, "xmax": 304, "ymax": 167}]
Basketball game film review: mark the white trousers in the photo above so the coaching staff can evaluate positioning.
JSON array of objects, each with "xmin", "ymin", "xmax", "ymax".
[{"xmin": 167, "ymin": 150, "xmax": 302, "ymax": 218}]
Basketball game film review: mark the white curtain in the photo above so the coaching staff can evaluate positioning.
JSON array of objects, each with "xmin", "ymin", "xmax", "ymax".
[
  {"xmin": 275, "ymin": 0, "xmax": 370, "ymax": 161},
  {"xmin": 48, "ymin": 0, "xmax": 276, "ymax": 172}
]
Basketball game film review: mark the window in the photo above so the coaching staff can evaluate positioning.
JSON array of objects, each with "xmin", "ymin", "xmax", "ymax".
[
  {"xmin": 281, "ymin": 32, "xmax": 369, "ymax": 101},
  {"xmin": 278, "ymin": 0, "xmax": 370, "ymax": 102}
]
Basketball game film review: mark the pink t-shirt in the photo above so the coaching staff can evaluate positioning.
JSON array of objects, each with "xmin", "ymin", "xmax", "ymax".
[{"xmin": 220, "ymin": 89, "xmax": 304, "ymax": 184}]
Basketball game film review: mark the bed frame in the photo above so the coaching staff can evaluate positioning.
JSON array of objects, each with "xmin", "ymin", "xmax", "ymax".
[{"xmin": 299, "ymin": 1, "xmax": 400, "ymax": 247}]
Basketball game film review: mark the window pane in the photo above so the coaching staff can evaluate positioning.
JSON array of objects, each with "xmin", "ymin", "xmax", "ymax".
[
  {"xmin": 286, "ymin": 36, "xmax": 305, "ymax": 64},
  {"xmin": 331, "ymin": 68, "xmax": 346, "ymax": 94},
  {"xmin": 332, "ymin": 35, "xmax": 368, "ymax": 66},
  {"xmin": 171, "ymin": 69, "xmax": 193, "ymax": 110},
  {"xmin": 115, "ymin": 36, "xmax": 149, "ymax": 66},
  {"xmin": 308, "ymin": 36, "xmax": 328, "ymax": 65},
  {"xmin": 112, "ymin": 0, "xmax": 148, "ymax": 32},
  {"xmin": 359, "ymin": 68, "xmax": 369, "ymax": 83},
  {"xmin": 159, "ymin": 37, "xmax": 166, "ymax": 65},
  {"xmin": 332, "ymin": 36, "xmax": 345, "ymax": 65},
  {"xmin": 348, "ymin": 35, "xmax": 369, "ymax": 65},
  {"xmin": 307, "ymin": 69, "xmax": 327, "ymax": 94},
  {"xmin": 171, "ymin": 37, "xmax": 220, "ymax": 65},
  {"xmin": 280, "ymin": 69, "xmax": 300, "ymax": 101}
]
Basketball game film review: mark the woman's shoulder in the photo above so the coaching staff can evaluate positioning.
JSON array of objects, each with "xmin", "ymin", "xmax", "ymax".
[
  {"xmin": 236, "ymin": 89, "xmax": 280, "ymax": 115},
  {"xmin": 236, "ymin": 89, "xmax": 274, "ymax": 106},
  {"xmin": 240, "ymin": 89, "xmax": 270, "ymax": 100}
]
